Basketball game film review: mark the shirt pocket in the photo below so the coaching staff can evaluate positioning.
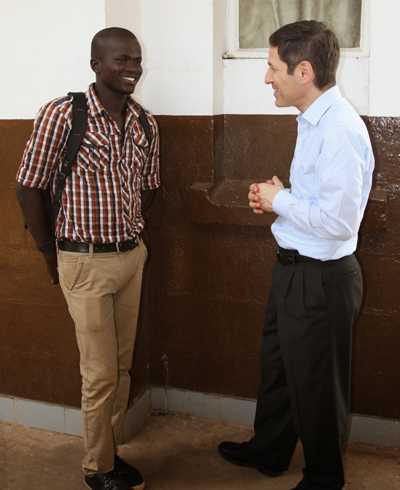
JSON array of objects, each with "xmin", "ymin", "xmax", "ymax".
[
  {"xmin": 75, "ymin": 132, "xmax": 110, "ymax": 175},
  {"xmin": 131, "ymin": 122, "xmax": 149, "ymax": 167},
  {"xmin": 132, "ymin": 119, "xmax": 150, "ymax": 150}
]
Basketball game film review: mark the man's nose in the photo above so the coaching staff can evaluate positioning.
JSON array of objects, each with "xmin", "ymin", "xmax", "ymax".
[{"xmin": 264, "ymin": 69, "xmax": 272, "ymax": 85}]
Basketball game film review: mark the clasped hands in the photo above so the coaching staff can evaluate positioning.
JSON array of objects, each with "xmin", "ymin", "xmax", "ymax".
[{"xmin": 248, "ymin": 176, "xmax": 284, "ymax": 214}]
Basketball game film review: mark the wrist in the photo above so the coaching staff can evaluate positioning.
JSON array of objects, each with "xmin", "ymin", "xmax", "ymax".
[
  {"xmin": 272, "ymin": 188, "xmax": 292, "ymax": 217},
  {"xmin": 272, "ymin": 187, "xmax": 284, "ymax": 203}
]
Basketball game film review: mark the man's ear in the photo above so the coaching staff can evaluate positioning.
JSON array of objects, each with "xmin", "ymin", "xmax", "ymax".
[
  {"xmin": 296, "ymin": 60, "xmax": 315, "ymax": 84},
  {"xmin": 90, "ymin": 58, "xmax": 100, "ymax": 73}
]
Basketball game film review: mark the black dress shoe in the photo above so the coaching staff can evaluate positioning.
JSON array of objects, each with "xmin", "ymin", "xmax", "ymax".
[
  {"xmin": 218, "ymin": 441, "xmax": 287, "ymax": 476},
  {"xmin": 84, "ymin": 471, "xmax": 131, "ymax": 490},
  {"xmin": 114, "ymin": 455, "xmax": 145, "ymax": 490}
]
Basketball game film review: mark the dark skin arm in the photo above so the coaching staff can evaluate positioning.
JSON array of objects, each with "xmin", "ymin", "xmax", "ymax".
[
  {"xmin": 141, "ymin": 189, "xmax": 157, "ymax": 213},
  {"xmin": 16, "ymin": 183, "xmax": 58, "ymax": 285}
]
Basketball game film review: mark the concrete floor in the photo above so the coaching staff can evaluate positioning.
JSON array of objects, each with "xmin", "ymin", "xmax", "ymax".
[{"xmin": 0, "ymin": 414, "xmax": 399, "ymax": 489}]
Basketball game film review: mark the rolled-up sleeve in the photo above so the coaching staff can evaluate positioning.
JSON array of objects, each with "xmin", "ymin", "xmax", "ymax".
[
  {"xmin": 141, "ymin": 113, "xmax": 160, "ymax": 191},
  {"xmin": 16, "ymin": 99, "xmax": 69, "ymax": 189}
]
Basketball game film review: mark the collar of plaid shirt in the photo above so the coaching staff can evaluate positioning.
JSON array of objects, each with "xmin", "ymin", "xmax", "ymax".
[{"xmin": 87, "ymin": 83, "xmax": 142, "ymax": 120}]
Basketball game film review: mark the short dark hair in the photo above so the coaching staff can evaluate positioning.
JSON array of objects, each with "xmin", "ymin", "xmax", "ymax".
[
  {"xmin": 269, "ymin": 20, "xmax": 339, "ymax": 90},
  {"xmin": 91, "ymin": 27, "xmax": 138, "ymax": 58}
]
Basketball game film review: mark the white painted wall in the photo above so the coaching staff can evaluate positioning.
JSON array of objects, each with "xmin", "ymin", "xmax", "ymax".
[
  {"xmin": 138, "ymin": 0, "xmax": 216, "ymax": 115},
  {"xmin": 369, "ymin": 0, "xmax": 400, "ymax": 116},
  {"xmin": 223, "ymin": 51, "xmax": 370, "ymax": 115},
  {"xmin": 0, "ymin": 0, "xmax": 105, "ymax": 119},
  {"xmin": 105, "ymin": 0, "xmax": 143, "ymax": 36},
  {"xmin": 107, "ymin": 0, "xmax": 400, "ymax": 117},
  {"xmin": 1, "ymin": 0, "xmax": 399, "ymax": 118},
  {"xmin": 105, "ymin": 0, "xmax": 223, "ymax": 115}
]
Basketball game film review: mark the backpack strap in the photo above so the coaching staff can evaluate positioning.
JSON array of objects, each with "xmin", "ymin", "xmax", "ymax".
[
  {"xmin": 52, "ymin": 92, "xmax": 87, "ymax": 225},
  {"xmin": 138, "ymin": 107, "xmax": 152, "ymax": 147}
]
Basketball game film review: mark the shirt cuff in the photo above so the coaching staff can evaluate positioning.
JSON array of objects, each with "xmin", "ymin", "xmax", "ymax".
[
  {"xmin": 272, "ymin": 189, "xmax": 294, "ymax": 217},
  {"xmin": 142, "ymin": 174, "xmax": 160, "ymax": 190}
]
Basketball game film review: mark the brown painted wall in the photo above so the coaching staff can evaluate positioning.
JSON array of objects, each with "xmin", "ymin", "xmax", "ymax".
[
  {"xmin": 0, "ymin": 120, "xmax": 149, "ymax": 407},
  {"xmin": 149, "ymin": 115, "xmax": 400, "ymax": 420},
  {"xmin": 1, "ymin": 115, "xmax": 399, "ymax": 420}
]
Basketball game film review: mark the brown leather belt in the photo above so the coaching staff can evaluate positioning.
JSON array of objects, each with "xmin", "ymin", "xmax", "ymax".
[{"xmin": 58, "ymin": 238, "xmax": 138, "ymax": 253}]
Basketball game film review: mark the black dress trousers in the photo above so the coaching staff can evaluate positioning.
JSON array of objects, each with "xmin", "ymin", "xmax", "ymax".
[{"xmin": 252, "ymin": 254, "xmax": 363, "ymax": 489}]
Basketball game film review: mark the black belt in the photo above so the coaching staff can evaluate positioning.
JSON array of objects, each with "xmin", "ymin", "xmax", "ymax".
[
  {"xmin": 277, "ymin": 247, "xmax": 331, "ymax": 265},
  {"xmin": 58, "ymin": 238, "xmax": 139, "ymax": 253}
]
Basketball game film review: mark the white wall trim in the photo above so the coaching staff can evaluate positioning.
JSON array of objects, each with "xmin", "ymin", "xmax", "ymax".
[
  {"xmin": 151, "ymin": 387, "xmax": 400, "ymax": 448},
  {"xmin": 123, "ymin": 390, "xmax": 152, "ymax": 443},
  {"xmin": 0, "ymin": 390, "xmax": 150, "ymax": 439},
  {"xmin": 0, "ymin": 394, "xmax": 83, "ymax": 436},
  {"xmin": 1, "ymin": 389, "xmax": 399, "ymax": 448}
]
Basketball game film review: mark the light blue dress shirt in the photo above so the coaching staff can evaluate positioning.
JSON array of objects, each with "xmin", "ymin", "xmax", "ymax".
[{"xmin": 271, "ymin": 86, "xmax": 374, "ymax": 261}]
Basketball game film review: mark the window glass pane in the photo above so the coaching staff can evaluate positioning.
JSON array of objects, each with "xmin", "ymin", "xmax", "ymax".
[{"xmin": 239, "ymin": 0, "xmax": 362, "ymax": 49}]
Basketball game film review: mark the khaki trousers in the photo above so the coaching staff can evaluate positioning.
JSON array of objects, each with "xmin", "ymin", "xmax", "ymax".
[{"xmin": 58, "ymin": 240, "xmax": 147, "ymax": 474}]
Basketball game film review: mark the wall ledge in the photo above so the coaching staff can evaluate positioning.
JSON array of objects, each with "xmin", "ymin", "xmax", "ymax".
[
  {"xmin": 185, "ymin": 179, "xmax": 274, "ymax": 226},
  {"xmin": 185, "ymin": 180, "xmax": 387, "ymax": 232}
]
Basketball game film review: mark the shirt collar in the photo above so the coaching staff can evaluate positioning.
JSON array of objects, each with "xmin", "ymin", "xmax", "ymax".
[
  {"xmin": 298, "ymin": 85, "xmax": 341, "ymax": 126},
  {"xmin": 86, "ymin": 83, "xmax": 141, "ymax": 119}
]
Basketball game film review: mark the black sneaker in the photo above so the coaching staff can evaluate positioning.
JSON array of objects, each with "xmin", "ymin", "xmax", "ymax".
[
  {"xmin": 218, "ymin": 441, "xmax": 287, "ymax": 477},
  {"xmin": 114, "ymin": 455, "xmax": 145, "ymax": 490},
  {"xmin": 84, "ymin": 470, "xmax": 131, "ymax": 490}
]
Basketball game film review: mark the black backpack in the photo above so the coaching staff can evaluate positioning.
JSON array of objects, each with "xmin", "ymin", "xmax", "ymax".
[{"xmin": 51, "ymin": 91, "xmax": 152, "ymax": 225}]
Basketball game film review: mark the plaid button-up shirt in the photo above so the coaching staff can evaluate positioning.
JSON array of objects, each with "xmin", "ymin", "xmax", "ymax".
[{"xmin": 17, "ymin": 84, "xmax": 160, "ymax": 243}]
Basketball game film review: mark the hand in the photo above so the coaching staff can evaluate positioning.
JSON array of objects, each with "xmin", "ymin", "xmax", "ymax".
[
  {"xmin": 43, "ymin": 252, "xmax": 59, "ymax": 285},
  {"xmin": 258, "ymin": 176, "xmax": 284, "ymax": 212},
  {"xmin": 248, "ymin": 183, "xmax": 264, "ymax": 214},
  {"xmin": 248, "ymin": 176, "xmax": 284, "ymax": 214}
]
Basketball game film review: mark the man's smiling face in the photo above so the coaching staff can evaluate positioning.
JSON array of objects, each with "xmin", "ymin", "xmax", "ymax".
[
  {"xmin": 92, "ymin": 35, "xmax": 143, "ymax": 95},
  {"xmin": 264, "ymin": 46, "xmax": 302, "ymax": 109}
]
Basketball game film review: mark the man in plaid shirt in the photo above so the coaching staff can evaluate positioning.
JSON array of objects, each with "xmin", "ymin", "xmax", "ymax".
[{"xmin": 16, "ymin": 27, "xmax": 160, "ymax": 490}]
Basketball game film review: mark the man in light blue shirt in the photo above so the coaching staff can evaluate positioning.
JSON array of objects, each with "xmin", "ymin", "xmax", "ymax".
[
  {"xmin": 269, "ymin": 86, "xmax": 373, "ymax": 261},
  {"xmin": 218, "ymin": 21, "xmax": 374, "ymax": 490}
]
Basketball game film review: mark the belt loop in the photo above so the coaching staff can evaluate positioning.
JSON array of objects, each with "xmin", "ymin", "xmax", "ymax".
[
  {"xmin": 89, "ymin": 243, "xmax": 94, "ymax": 257},
  {"xmin": 116, "ymin": 241, "xmax": 120, "ymax": 253}
]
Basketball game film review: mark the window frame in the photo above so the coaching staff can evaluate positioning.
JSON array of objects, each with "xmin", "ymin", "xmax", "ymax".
[{"xmin": 223, "ymin": 0, "xmax": 370, "ymax": 59}]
